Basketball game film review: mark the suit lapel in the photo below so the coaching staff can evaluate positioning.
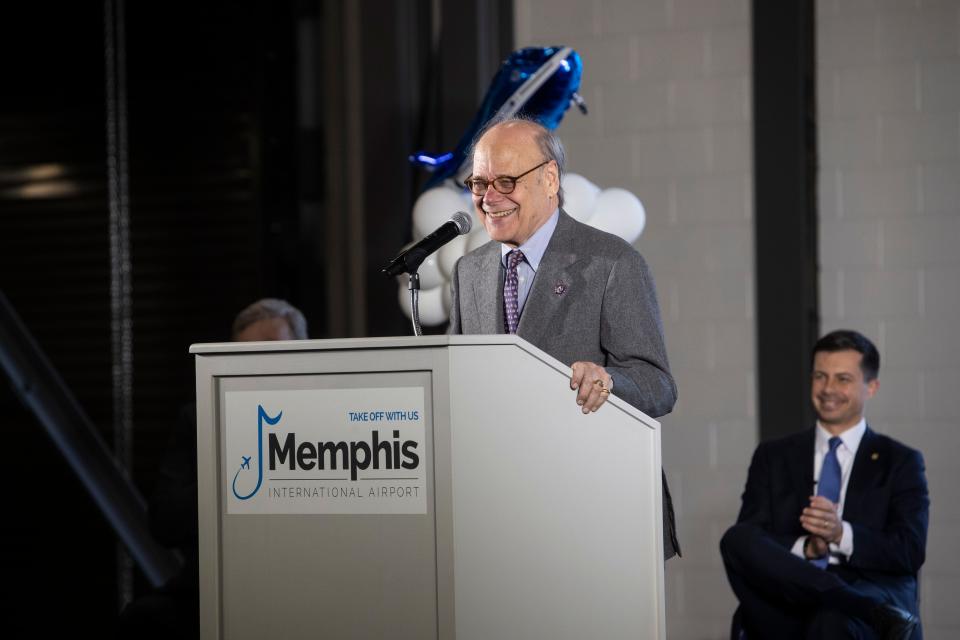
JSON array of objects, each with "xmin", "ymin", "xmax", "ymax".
[
  {"xmin": 516, "ymin": 211, "xmax": 579, "ymax": 343},
  {"xmin": 843, "ymin": 425, "xmax": 880, "ymax": 523},
  {"xmin": 472, "ymin": 243, "xmax": 504, "ymax": 334},
  {"xmin": 792, "ymin": 430, "xmax": 816, "ymax": 503}
]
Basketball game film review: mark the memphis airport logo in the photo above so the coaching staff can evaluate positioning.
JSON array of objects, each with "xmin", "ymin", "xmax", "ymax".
[{"xmin": 225, "ymin": 387, "xmax": 427, "ymax": 515}]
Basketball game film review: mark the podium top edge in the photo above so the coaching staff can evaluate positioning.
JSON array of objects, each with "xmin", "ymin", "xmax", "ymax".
[
  {"xmin": 188, "ymin": 334, "xmax": 524, "ymax": 354},
  {"xmin": 189, "ymin": 334, "xmax": 660, "ymax": 429}
]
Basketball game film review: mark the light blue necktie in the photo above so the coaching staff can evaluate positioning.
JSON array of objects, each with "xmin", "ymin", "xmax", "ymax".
[{"xmin": 812, "ymin": 436, "xmax": 842, "ymax": 568}]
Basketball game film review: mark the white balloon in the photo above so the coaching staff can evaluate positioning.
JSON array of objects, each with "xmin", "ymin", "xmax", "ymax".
[
  {"xmin": 412, "ymin": 186, "xmax": 468, "ymax": 240},
  {"xmin": 461, "ymin": 188, "xmax": 475, "ymax": 211},
  {"xmin": 438, "ymin": 233, "xmax": 468, "ymax": 279},
  {"xmin": 419, "ymin": 285, "xmax": 449, "ymax": 326},
  {"xmin": 442, "ymin": 279, "xmax": 452, "ymax": 312},
  {"xmin": 467, "ymin": 223, "xmax": 492, "ymax": 252},
  {"xmin": 562, "ymin": 173, "xmax": 600, "ymax": 223},
  {"xmin": 586, "ymin": 188, "xmax": 646, "ymax": 243},
  {"xmin": 397, "ymin": 280, "xmax": 449, "ymax": 326},
  {"xmin": 416, "ymin": 251, "xmax": 444, "ymax": 290}
]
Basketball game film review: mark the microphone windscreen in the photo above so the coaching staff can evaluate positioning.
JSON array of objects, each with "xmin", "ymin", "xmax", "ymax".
[{"xmin": 450, "ymin": 211, "xmax": 472, "ymax": 235}]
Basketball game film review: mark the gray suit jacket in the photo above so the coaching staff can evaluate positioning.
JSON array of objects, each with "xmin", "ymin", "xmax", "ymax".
[{"xmin": 449, "ymin": 210, "xmax": 681, "ymax": 558}]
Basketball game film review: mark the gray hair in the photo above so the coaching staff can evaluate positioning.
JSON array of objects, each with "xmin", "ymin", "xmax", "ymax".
[
  {"xmin": 231, "ymin": 298, "xmax": 308, "ymax": 340},
  {"xmin": 467, "ymin": 115, "xmax": 566, "ymax": 208}
]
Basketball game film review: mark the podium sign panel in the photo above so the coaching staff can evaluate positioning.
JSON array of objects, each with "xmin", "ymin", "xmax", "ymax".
[
  {"xmin": 224, "ymin": 387, "xmax": 427, "ymax": 514},
  {"xmin": 192, "ymin": 336, "xmax": 666, "ymax": 640},
  {"xmin": 215, "ymin": 371, "xmax": 437, "ymax": 640}
]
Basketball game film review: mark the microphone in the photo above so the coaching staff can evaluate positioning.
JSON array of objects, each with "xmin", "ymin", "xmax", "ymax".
[{"xmin": 382, "ymin": 211, "xmax": 472, "ymax": 276}]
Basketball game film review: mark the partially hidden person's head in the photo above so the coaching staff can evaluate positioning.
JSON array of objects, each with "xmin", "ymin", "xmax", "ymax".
[
  {"xmin": 810, "ymin": 329, "xmax": 880, "ymax": 432},
  {"xmin": 231, "ymin": 298, "xmax": 308, "ymax": 342},
  {"xmin": 465, "ymin": 116, "xmax": 565, "ymax": 248}
]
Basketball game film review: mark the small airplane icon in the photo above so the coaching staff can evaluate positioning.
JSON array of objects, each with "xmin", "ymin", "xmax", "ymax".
[{"xmin": 241, "ymin": 456, "xmax": 251, "ymax": 470}]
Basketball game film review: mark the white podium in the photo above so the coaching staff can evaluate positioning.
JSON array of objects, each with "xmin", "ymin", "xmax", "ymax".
[{"xmin": 191, "ymin": 335, "xmax": 665, "ymax": 640}]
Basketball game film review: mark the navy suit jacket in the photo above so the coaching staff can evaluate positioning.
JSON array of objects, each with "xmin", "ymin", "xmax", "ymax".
[{"xmin": 736, "ymin": 425, "xmax": 929, "ymax": 613}]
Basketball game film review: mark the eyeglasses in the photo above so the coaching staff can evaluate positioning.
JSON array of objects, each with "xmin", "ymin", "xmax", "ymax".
[{"xmin": 464, "ymin": 160, "xmax": 550, "ymax": 196}]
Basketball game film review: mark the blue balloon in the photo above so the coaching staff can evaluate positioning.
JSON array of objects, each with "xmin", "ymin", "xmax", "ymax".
[{"xmin": 411, "ymin": 46, "xmax": 585, "ymax": 191}]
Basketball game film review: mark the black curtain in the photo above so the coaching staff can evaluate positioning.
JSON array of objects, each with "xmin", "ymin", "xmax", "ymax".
[{"xmin": 0, "ymin": 0, "xmax": 511, "ymax": 631}]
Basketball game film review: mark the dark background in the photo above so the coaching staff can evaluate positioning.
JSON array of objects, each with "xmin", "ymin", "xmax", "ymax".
[
  {"xmin": 0, "ymin": 0, "xmax": 818, "ymax": 633},
  {"xmin": 0, "ymin": 0, "xmax": 511, "ymax": 632}
]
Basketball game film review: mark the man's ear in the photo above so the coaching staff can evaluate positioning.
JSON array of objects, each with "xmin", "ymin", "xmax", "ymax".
[
  {"xmin": 545, "ymin": 160, "xmax": 560, "ymax": 197},
  {"xmin": 866, "ymin": 378, "xmax": 879, "ymax": 398}
]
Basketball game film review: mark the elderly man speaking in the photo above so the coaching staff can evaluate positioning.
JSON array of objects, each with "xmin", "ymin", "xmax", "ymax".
[{"xmin": 448, "ymin": 117, "xmax": 680, "ymax": 559}]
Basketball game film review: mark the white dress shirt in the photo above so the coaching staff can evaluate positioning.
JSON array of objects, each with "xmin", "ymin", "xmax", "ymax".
[{"xmin": 790, "ymin": 418, "xmax": 867, "ymax": 564}]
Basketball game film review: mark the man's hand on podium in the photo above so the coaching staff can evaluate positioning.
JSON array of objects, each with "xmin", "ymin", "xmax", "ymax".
[{"xmin": 570, "ymin": 361, "xmax": 613, "ymax": 414}]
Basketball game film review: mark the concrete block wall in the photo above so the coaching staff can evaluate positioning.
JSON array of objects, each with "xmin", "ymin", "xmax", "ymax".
[
  {"xmin": 515, "ymin": 1, "xmax": 754, "ymax": 637},
  {"xmin": 817, "ymin": 1, "xmax": 960, "ymax": 635}
]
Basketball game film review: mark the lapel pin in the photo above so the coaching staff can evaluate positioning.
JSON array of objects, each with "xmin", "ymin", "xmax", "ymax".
[
  {"xmin": 554, "ymin": 281, "xmax": 568, "ymax": 296},
  {"xmin": 871, "ymin": 452, "xmax": 879, "ymax": 461}
]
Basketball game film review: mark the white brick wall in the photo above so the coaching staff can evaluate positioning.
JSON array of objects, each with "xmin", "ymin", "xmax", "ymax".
[
  {"xmin": 817, "ymin": 0, "xmax": 960, "ymax": 636},
  {"xmin": 516, "ymin": 1, "xmax": 754, "ymax": 637}
]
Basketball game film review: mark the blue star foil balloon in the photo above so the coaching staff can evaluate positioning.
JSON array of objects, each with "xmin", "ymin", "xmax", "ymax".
[{"xmin": 411, "ymin": 46, "xmax": 585, "ymax": 190}]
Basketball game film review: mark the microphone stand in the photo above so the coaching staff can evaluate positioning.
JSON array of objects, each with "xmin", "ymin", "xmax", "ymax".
[{"xmin": 408, "ymin": 271, "xmax": 423, "ymax": 337}]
